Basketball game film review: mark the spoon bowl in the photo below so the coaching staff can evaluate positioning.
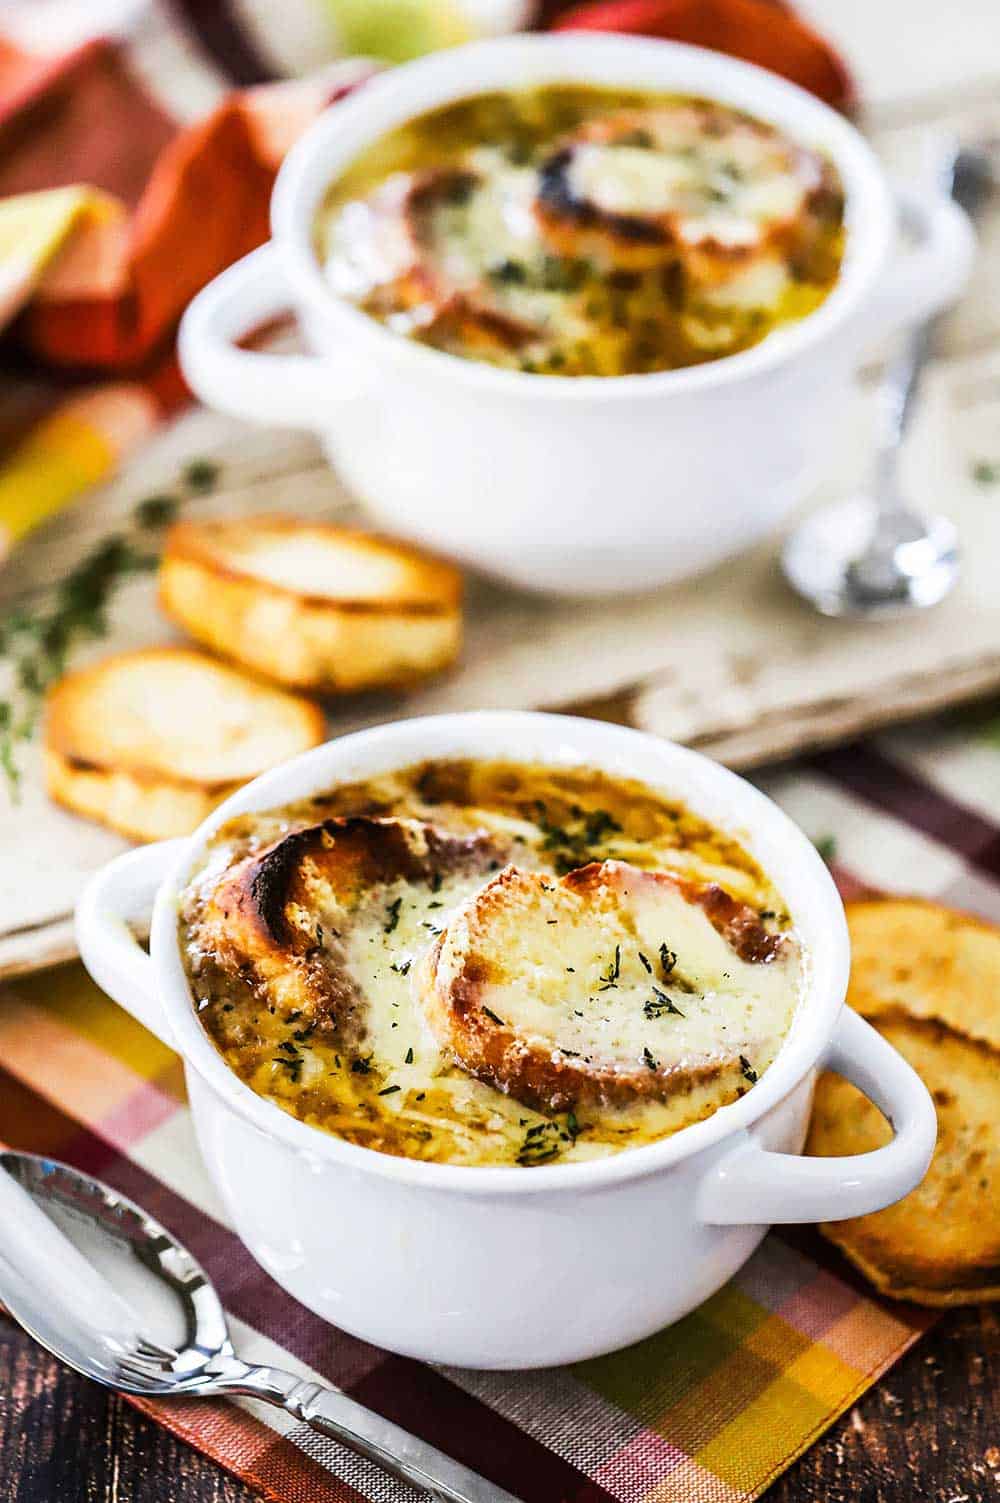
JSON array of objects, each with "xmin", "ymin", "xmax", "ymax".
[
  {"xmin": 0, "ymin": 1149, "xmax": 522, "ymax": 1502},
  {"xmin": 781, "ymin": 494, "xmax": 960, "ymax": 619},
  {"xmin": 0, "ymin": 1151, "xmax": 232, "ymax": 1395}
]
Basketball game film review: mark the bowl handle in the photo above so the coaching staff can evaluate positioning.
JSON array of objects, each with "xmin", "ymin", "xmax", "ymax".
[
  {"xmin": 75, "ymin": 841, "xmax": 188, "ymax": 1049},
  {"xmin": 864, "ymin": 181, "xmax": 975, "ymax": 344},
  {"xmin": 698, "ymin": 1007, "xmax": 936, "ymax": 1226},
  {"xmin": 178, "ymin": 243, "xmax": 345, "ymax": 430}
]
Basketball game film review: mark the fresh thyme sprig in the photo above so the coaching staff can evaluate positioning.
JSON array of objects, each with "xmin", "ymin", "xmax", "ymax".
[
  {"xmin": 0, "ymin": 536, "xmax": 157, "ymax": 796},
  {"xmin": 0, "ymin": 458, "xmax": 221, "ymax": 798}
]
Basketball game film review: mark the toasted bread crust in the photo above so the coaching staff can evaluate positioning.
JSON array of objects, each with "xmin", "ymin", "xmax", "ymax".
[
  {"xmin": 842, "ymin": 896, "xmax": 1000, "ymax": 1051},
  {"xmin": 193, "ymin": 815, "xmax": 499, "ymax": 1033},
  {"xmin": 44, "ymin": 746, "xmax": 242, "ymax": 842},
  {"xmin": 420, "ymin": 860, "xmax": 784, "ymax": 1113},
  {"xmin": 808, "ymin": 1013, "xmax": 1000, "ymax": 1306},
  {"xmin": 159, "ymin": 517, "xmax": 463, "ymax": 693},
  {"xmin": 362, "ymin": 169, "xmax": 540, "ymax": 353},
  {"xmin": 44, "ymin": 647, "xmax": 325, "ymax": 841},
  {"xmin": 533, "ymin": 104, "xmax": 839, "ymax": 282}
]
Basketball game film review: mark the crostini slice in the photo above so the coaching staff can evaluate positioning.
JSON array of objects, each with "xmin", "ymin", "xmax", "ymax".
[
  {"xmin": 159, "ymin": 516, "xmax": 463, "ymax": 693},
  {"xmin": 44, "ymin": 647, "xmax": 326, "ymax": 842},
  {"xmin": 419, "ymin": 859, "xmax": 797, "ymax": 1113},
  {"xmin": 190, "ymin": 814, "xmax": 503, "ymax": 1043},
  {"xmin": 808, "ymin": 1014, "xmax": 1000, "ymax": 1306},
  {"xmin": 534, "ymin": 102, "xmax": 841, "ymax": 287}
]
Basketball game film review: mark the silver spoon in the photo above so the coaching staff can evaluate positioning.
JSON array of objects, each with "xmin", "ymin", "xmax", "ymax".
[
  {"xmin": 782, "ymin": 146, "xmax": 992, "ymax": 618},
  {"xmin": 0, "ymin": 1150, "xmax": 523, "ymax": 1503}
]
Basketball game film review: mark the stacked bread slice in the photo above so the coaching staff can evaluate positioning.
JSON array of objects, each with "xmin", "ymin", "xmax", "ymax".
[{"xmin": 44, "ymin": 514, "xmax": 463, "ymax": 841}]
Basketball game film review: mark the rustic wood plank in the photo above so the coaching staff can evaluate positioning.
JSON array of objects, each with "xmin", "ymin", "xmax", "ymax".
[{"xmin": 2, "ymin": 1305, "xmax": 997, "ymax": 1500}]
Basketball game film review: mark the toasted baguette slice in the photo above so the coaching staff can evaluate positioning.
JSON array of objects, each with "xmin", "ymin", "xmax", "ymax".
[
  {"xmin": 192, "ymin": 815, "xmax": 501, "ymax": 1035},
  {"xmin": 159, "ymin": 516, "xmax": 463, "ymax": 693},
  {"xmin": 844, "ymin": 897, "xmax": 1000, "ymax": 1051},
  {"xmin": 44, "ymin": 647, "xmax": 325, "ymax": 842},
  {"xmin": 419, "ymin": 859, "xmax": 795, "ymax": 1113},
  {"xmin": 808, "ymin": 1014, "xmax": 1000, "ymax": 1306}
]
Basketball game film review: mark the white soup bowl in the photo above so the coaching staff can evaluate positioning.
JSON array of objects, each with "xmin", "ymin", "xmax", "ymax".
[{"xmin": 76, "ymin": 713, "xmax": 936, "ymax": 1369}]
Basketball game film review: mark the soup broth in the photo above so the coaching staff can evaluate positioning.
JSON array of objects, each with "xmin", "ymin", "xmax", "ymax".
[
  {"xmin": 314, "ymin": 87, "xmax": 845, "ymax": 376},
  {"xmin": 180, "ymin": 760, "xmax": 806, "ymax": 1168}
]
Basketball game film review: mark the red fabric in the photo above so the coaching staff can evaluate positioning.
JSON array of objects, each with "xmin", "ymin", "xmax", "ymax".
[
  {"xmin": 551, "ymin": 0, "xmax": 855, "ymax": 111},
  {"xmin": 0, "ymin": 38, "xmax": 176, "ymax": 204},
  {"xmin": 0, "ymin": 5, "xmax": 853, "ymax": 402}
]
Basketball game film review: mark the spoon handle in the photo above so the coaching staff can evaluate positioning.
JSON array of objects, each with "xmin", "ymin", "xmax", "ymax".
[
  {"xmin": 874, "ymin": 145, "xmax": 991, "ymax": 500},
  {"xmin": 280, "ymin": 1377, "xmax": 524, "ymax": 1503}
]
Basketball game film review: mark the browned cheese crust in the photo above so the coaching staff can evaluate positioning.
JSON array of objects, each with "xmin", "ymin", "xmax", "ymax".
[
  {"xmin": 532, "ymin": 104, "xmax": 842, "ymax": 281},
  {"xmin": 419, "ymin": 859, "xmax": 785, "ymax": 1113},
  {"xmin": 191, "ymin": 815, "xmax": 499, "ymax": 1046}
]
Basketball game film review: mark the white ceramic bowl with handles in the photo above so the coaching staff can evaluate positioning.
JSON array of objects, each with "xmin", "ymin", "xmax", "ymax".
[
  {"xmin": 76, "ymin": 712, "xmax": 935, "ymax": 1369},
  {"xmin": 178, "ymin": 33, "xmax": 972, "ymax": 597}
]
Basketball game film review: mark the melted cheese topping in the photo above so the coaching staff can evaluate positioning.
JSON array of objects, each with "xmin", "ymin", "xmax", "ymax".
[
  {"xmin": 447, "ymin": 866, "xmax": 796, "ymax": 1071},
  {"xmin": 182, "ymin": 760, "xmax": 805, "ymax": 1167}
]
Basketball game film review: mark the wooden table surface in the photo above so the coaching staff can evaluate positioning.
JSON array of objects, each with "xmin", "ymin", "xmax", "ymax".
[{"xmin": 2, "ymin": 1303, "xmax": 998, "ymax": 1502}]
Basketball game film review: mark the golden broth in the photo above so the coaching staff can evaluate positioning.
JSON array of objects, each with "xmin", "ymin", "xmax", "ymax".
[{"xmin": 180, "ymin": 760, "xmax": 805, "ymax": 1168}]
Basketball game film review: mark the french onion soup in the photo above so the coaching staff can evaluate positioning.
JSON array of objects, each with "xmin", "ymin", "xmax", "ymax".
[
  {"xmin": 314, "ymin": 87, "xmax": 846, "ymax": 376},
  {"xmin": 180, "ymin": 760, "xmax": 806, "ymax": 1167}
]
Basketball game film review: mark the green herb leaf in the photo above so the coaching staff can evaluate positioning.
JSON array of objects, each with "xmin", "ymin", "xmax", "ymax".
[
  {"xmin": 183, "ymin": 458, "xmax": 220, "ymax": 493},
  {"xmin": 0, "ymin": 533, "xmax": 157, "ymax": 798},
  {"xmin": 135, "ymin": 494, "xmax": 179, "ymax": 528},
  {"xmin": 598, "ymin": 944, "xmax": 621, "ymax": 991},
  {"xmin": 643, "ymin": 987, "xmax": 684, "ymax": 1019},
  {"xmin": 384, "ymin": 897, "xmax": 403, "ymax": 934}
]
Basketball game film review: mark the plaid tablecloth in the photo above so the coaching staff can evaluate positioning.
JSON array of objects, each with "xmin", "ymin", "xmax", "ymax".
[{"xmin": 7, "ymin": 707, "xmax": 1000, "ymax": 1502}]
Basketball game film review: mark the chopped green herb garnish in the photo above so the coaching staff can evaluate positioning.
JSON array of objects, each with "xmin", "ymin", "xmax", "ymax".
[
  {"xmin": 583, "ymin": 808, "xmax": 622, "ymax": 844},
  {"xmin": 740, "ymin": 1054, "xmax": 758, "ymax": 1084},
  {"xmin": 482, "ymin": 1006, "xmax": 507, "ymax": 1026},
  {"xmin": 490, "ymin": 258, "xmax": 528, "ymax": 284},
  {"xmin": 404, "ymin": 1047, "xmax": 414, "ymax": 1064},
  {"xmin": 378, "ymin": 1084, "xmax": 401, "ymax": 1096},
  {"xmin": 384, "ymin": 897, "xmax": 403, "ymax": 933},
  {"xmin": 598, "ymin": 944, "xmax": 621, "ymax": 990},
  {"xmin": 659, "ymin": 943, "xmax": 677, "ymax": 978},
  {"xmin": 0, "ymin": 534, "xmax": 157, "ymax": 796},
  {"xmin": 351, "ymin": 1055, "xmax": 373, "ymax": 1075},
  {"xmin": 643, "ymin": 1046, "xmax": 659, "ymax": 1071},
  {"xmin": 422, "ymin": 921, "xmax": 443, "ymax": 936},
  {"xmin": 390, "ymin": 958, "xmax": 412, "ymax": 976},
  {"xmin": 973, "ymin": 460, "xmax": 1000, "ymax": 484},
  {"xmin": 272, "ymin": 1052, "xmax": 303, "ymax": 1083},
  {"xmin": 638, "ymin": 951, "xmax": 652, "ymax": 973},
  {"xmin": 183, "ymin": 458, "xmax": 220, "ymax": 493},
  {"xmin": 135, "ymin": 494, "xmax": 178, "ymax": 528},
  {"xmin": 644, "ymin": 987, "xmax": 684, "ymax": 1019}
]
